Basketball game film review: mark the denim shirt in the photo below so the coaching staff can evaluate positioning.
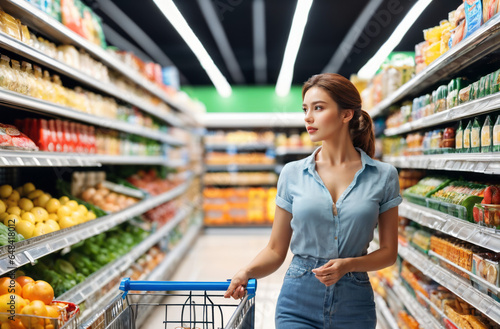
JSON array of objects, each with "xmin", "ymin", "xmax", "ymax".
[{"xmin": 275, "ymin": 147, "xmax": 402, "ymax": 260}]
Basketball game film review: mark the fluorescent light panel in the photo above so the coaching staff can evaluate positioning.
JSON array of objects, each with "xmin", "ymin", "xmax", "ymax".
[
  {"xmin": 275, "ymin": 0, "xmax": 313, "ymax": 97},
  {"xmin": 152, "ymin": 0, "xmax": 232, "ymax": 97},
  {"xmin": 357, "ymin": 0, "xmax": 432, "ymax": 80}
]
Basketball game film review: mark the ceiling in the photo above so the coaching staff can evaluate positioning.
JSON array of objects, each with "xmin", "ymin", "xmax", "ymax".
[{"xmin": 85, "ymin": 0, "xmax": 459, "ymax": 87}]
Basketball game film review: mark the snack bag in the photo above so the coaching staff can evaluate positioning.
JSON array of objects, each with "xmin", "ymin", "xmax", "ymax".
[
  {"xmin": 0, "ymin": 123, "xmax": 38, "ymax": 150},
  {"xmin": 483, "ymin": 0, "xmax": 499, "ymax": 22},
  {"xmin": 464, "ymin": 0, "xmax": 483, "ymax": 39}
]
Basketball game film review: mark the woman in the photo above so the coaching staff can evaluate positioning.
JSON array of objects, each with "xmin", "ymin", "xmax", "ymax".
[{"xmin": 224, "ymin": 73, "xmax": 401, "ymax": 329}]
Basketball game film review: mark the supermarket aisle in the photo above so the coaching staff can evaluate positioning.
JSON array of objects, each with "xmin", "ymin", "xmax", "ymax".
[{"xmin": 141, "ymin": 227, "xmax": 292, "ymax": 329}]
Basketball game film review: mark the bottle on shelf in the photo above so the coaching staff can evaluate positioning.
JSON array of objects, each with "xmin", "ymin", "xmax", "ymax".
[
  {"xmin": 0, "ymin": 55, "xmax": 14, "ymax": 90},
  {"xmin": 494, "ymin": 114, "xmax": 500, "ymax": 152},
  {"xmin": 481, "ymin": 115, "xmax": 492, "ymax": 153},
  {"xmin": 456, "ymin": 121, "xmax": 463, "ymax": 153},
  {"xmin": 22, "ymin": 61, "xmax": 36, "ymax": 98},
  {"xmin": 463, "ymin": 120, "xmax": 472, "ymax": 153},
  {"xmin": 470, "ymin": 117, "xmax": 481, "ymax": 153}
]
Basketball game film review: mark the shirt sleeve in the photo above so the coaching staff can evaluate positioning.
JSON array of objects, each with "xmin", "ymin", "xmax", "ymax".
[
  {"xmin": 379, "ymin": 165, "xmax": 402, "ymax": 214},
  {"xmin": 275, "ymin": 164, "xmax": 293, "ymax": 213}
]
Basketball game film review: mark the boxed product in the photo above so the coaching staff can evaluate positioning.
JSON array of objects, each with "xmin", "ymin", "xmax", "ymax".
[{"xmin": 472, "ymin": 252, "xmax": 500, "ymax": 288}]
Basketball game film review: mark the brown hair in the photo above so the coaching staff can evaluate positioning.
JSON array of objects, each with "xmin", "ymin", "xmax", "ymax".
[{"xmin": 302, "ymin": 73, "xmax": 375, "ymax": 158}]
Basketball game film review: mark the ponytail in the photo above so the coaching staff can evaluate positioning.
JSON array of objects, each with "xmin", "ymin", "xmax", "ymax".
[{"xmin": 303, "ymin": 73, "xmax": 375, "ymax": 158}]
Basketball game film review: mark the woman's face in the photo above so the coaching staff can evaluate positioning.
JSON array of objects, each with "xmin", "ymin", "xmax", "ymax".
[{"xmin": 302, "ymin": 86, "xmax": 346, "ymax": 143}]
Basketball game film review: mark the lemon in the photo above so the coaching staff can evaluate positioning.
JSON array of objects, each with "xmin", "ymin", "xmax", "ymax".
[
  {"xmin": 32, "ymin": 223, "xmax": 48, "ymax": 237},
  {"xmin": 65, "ymin": 200, "xmax": 79, "ymax": 211},
  {"xmin": 7, "ymin": 190, "xmax": 20, "ymax": 202},
  {"xmin": 15, "ymin": 186, "xmax": 23, "ymax": 196},
  {"xmin": 86, "ymin": 211, "xmax": 97, "ymax": 221},
  {"xmin": 7, "ymin": 207, "xmax": 21, "ymax": 216},
  {"xmin": 0, "ymin": 200, "xmax": 5, "ymax": 214},
  {"xmin": 18, "ymin": 198, "xmax": 34, "ymax": 212},
  {"xmin": 34, "ymin": 194, "xmax": 51, "ymax": 208},
  {"xmin": 3, "ymin": 214, "xmax": 21, "ymax": 227},
  {"xmin": 27, "ymin": 189, "xmax": 43, "ymax": 200},
  {"xmin": 0, "ymin": 213, "xmax": 8, "ymax": 221},
  {"xmin": 22, "ymin": 182, "xmax": 36, "ymax": 196},
  {"xmin": 3, "ymin": 200, "xmax": 16, "ymax": 208},
  {"xmin": 59, "ymin": 196, "xmax": 70, "ymax": 204},
  {"xmin": 16, "ymin": 221, "xmax": 35, "ymax": 239},
  {"xmin": 58, "ymin": 216, "xmax": 76, "ymax": 229},
  {"xmin": 45, "ymin": 219, "xmax": 60, "ymax": 233},
  {"xmin": 0, "ymin": 185, "xmax": 13, "ymax": 198},
  {"xmin": 48, "ymin": 213, "xmax": 58, "ymax": 221},
  {"xmin": 77, "ymin": 204, "xmax": 88, "ymax": 215},
  {"xmin": 57, "ymin": 205, "xmax": 72, "ymax": 218},
  {"xmin": 31, "ymin": 207, "xmax": 49, "ymax": 223},
  {"xmin": 45, "ymin": 198, "xmax": 61, "ymax": 214},
  {"xmin": 21, "ymin": 212, "xmax": 36, "ymax": 225}
]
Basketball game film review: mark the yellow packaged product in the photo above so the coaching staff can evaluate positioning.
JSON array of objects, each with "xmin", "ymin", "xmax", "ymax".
[
  {"xmin": 58, "ymin": 45, "xmax": 80, "ymax": 69},
  {"xmin": 424, "ymin": 41, "xmax": 441, "ymax": 65},
  {"xmin": 32, "ymin": 65, "xmax": 44, "ymax": 99},
  {"xmin": 10, "ymin": 59, "xmax": 28, "ymax": 94},
  {"xmin": 0, "ymin": 55, "xmax": 14, "ymax": 90},
  {"xmin": 42, "ymin": 70, "xmax": 55, "ymax": 103},
  {"xmin": 0, "ymin": 11, "xmax": 21, "ymax": 40},
  {"xmin": 21, "ymin": 61, "xmax": 36, "ymax": 97},
  {"xmin": 19, "ymin": 23, "xmax": 30, "ymax": 44}
]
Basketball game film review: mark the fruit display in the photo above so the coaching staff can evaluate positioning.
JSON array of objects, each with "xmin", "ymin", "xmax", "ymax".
[
  {"xmin": 0, "ymin": 275, "xmax": 79, "ymax": 329},
  {"xmin": 203, "ymin": 187, "xmax": 277, "ymax": 225},
  {"xmin": 143, "ymin": 200, "xmax": 178, "ymax": 226},
  {"xmin": 205, "ymin": 152, "xmax": 275, "ymax": 165},
  {"xmin": 21, "ymin": 223, "xmax": 149, "ymax": 296},
  {"xmin": 473, "ymin": 186, "xmax": 500, "ymax": 228},
  {"xmin": 204, "ymin": 130, "xmax": 275, "ymax": 146},
  {"xmin": 403, "ymin": 177, "xmax": 451, "ymax": 202},
  {"xmin": 126, "ymin": 169, "xmax": 182, "ymax": 196},
  {"xmin": 397, "ymin": 310, "xmax": 420, "ymax": 329},
  {"xmin": 0, "ymin": 182, "xmax": 97, "ymax": 241}
]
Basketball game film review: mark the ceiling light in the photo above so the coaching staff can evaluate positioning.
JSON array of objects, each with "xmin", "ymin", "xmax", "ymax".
[
  {"xmin": 152, "ymin": 0, "xmax": 232, "ymax": 97},
  {"xmin": 357, "ymin": 0, "xmax": 433, "ymax": 80},
  {"xmin": 275, "ymin": 0, "xmax": 313, "ymax": 97}
]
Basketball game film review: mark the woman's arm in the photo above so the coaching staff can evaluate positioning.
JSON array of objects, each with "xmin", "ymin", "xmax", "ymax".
[
  {"xmin": 224, "ymin": 205, "xmax": 293, "ymax": 299},
  {"xmin": 312, "ymin": 206, "xmax": 398, "ymax": 286}
]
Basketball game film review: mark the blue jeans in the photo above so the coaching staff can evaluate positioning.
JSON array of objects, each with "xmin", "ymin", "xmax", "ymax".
[{"xmin": 275, "ymin": 255, "xmax": 376, "ymax": 329}]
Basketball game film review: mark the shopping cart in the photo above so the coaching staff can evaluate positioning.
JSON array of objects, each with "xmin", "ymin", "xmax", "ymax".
[{"xmin": 98, "ymin": 278, "xmax": 257, "ymax": 329}]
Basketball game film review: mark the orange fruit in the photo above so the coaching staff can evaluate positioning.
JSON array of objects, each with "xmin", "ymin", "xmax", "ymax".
[
  {"xmin": 45, "ymin": 305, "xmax": 59, "ymax": 319},
  {"xmin": 20, "ymin": 300, "xmax": 46, "ymax": 328},
  {"xmin": 1, "ymin": 317, "xmax": 26, "ymax": 329},
  {"xmin": 15, "ymin": 277, "xmax": 34, "ymax": 288},
  {"xmin": 0, "ymin": 294, "xmax": 26, "ymax": 321},
  {"xmin": 21, "ymin": 281, "xmax": 53, "ymax": 305},
  {"xmin": 0, "ymin": 278, "xmax": 22, "ymax": 295}
]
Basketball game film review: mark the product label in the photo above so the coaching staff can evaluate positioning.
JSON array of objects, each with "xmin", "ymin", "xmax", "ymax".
[
  {"xmin": 464, "ymin": 129, "xmax": 471, "ymax": 148},
  {"xmin": 482, "ymin": 129, "xmax": 491, "ymax": 147},
  {"xmin": 471, "ymin": 128, "xmax": 480, "ymax": 148},
  {"xmin": 494, "ymin": 125, "xmax": 500, "ymax": 146},
  {"xmin": 456, "ymin": 132, "xmax": 463, "ymax": 149}
]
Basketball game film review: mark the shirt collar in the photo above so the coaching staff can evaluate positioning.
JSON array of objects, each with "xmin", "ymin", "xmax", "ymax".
[{"xmin": 302, "ymin": 146, "xmax": 376, "ymax": 172}]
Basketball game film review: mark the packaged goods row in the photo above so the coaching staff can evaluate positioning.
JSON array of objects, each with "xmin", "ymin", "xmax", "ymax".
[
  {"xmin": 0, "ymin": 119, "xmax": 163, "ymax": 157},
  {"xmin": 383, "ymin": 112, "xmax": 500, "ymax": 156},
  {"xmin": 205, "ymin": 152, "xmax": 275, "ymax": 165},
  {"xmin": 275, "ymin": 131, "xmax": 319, "ymax": 149},
  {"xmin": 361, "ymin": 0, "xmax": 500, "ymax": 112},
  {"xmin": 203, "ymin": 172, "xmax": 278, "ymax": 186},
  {"xmin": 203, "ymin": 187, "xmax": 277, "ymax": 226},
  {"xmin": 204, "ymin": 130, "xmax": 275, "ymax": 146}
]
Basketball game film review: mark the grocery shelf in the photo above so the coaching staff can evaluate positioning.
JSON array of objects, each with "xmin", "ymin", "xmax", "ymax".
[
  {"xmin": 0, "ymin": 0, "xmax": 196, "ymax": 120},
  {"xmin": 398, "ymin": 243, "xmax": 500, "ymax": 325},
  {"xmin": 384, "ymin": 92, "xmax": 500, "ymax": 136},
  {"xmin": 205, "ymin": 164, "xmax": 276, "ymax": 172},
  {"xmin": 383, "ymin": 153, "xmax": 500, "ymax": 175},
  {"xmin": 429, "ymin": 250, "xmax": 500, "ymax": 295},
  {"xmin": 392, "ymin": 279, "xmax": 444, "ymax": 329},
  {"xmin": 369, "ymin": 15, "xmax": 500, "ymax": 119},
  {"xmin": 0, "ymin": 176, "xmax": 192, "ymax": 275},
  {"xmin": 0, "ymin": 151, "xmax": 186, "ymax": 167},
  {"xmin": 399, "ymin": 200, "xmax": 500, "ymax": 252},
  {"xmin": 0, "ymin": 88, "xmax": 184, "ymax": 146},
  {"xmin": 374, "ymin": 294, "xmax": 399, "ymax": 329},
  {"xmin": 0, "ymin": 32, "xmax": 183, "ymax": 128},
  {"xmin": 275, "ymin": 146, "xmax": 317, "ymax": 156},
  {"xmin": 58, "ymin": 205, "xmax": 192, "ymax": 304},
  {"xmin": 79, "ymin": 221, "xmax": 202, "ymax": 328},
  {"xmin": 205, "ymin": 143, "xmax": 275, "ymax": 151}
]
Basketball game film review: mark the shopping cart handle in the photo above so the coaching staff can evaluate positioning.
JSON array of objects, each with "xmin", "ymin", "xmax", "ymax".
[{"xmin": 119, "ymin": 278, "xmax": 257, "ymax": 299}]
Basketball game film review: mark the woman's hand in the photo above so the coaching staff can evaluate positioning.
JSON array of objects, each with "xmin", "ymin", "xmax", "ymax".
[
  {"xmin": 312, "ymin": 258, "xmax": 349, "ymax": 286},
  {"xmin": 224, "ymin": 269, "xmax": 250, "ymax": 299}
]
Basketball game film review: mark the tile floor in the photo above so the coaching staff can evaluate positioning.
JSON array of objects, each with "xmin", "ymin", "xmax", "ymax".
[{"xmin": 140, "ymin": 228, "xmax": 384, "ymax": 329}]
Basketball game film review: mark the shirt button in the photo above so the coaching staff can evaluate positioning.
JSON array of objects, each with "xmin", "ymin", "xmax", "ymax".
[{"xmin": 335, "ymin": 237, "xmax": 337, "ymax": 240}]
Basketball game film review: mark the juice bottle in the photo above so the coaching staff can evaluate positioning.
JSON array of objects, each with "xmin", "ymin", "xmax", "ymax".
[
  {"xmin": 0, "ymin": 55, "xmax": 14, "ymax": 90},
  {"xmin": 470, "ymin": 117, "xmax": 481, "ymax": 153},
  {"xmin": 463, "ymin": 120, "xmax": 472, "ymax": 153},
  {"xmin": 494, "ymin": 114, "xmax": 500, "ymax": 152},
  {"xmin": 455, "ymin": 121, "xmax": 463, "ymax": 153},
  {"xmin": 481, "ymin": 115, "xmax": 492, "ymax": 153},
  {"xmin": 21, "ymin": 62, "xmax": 35, "ymax": 97}
]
